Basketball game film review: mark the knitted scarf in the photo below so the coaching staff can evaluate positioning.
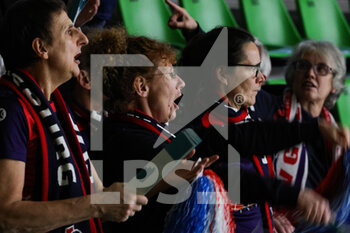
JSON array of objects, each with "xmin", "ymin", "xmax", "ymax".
[
  {"xmin": 0, "ymin": 70, "xmax": 102, "ymax": 233},
  {"xmin": 274, "ymin": 89, "xmax": 342, "ymax": 189},
  {"xmin": 200, "ymin": 99, "xmax": 275, "ymax": 233},
  {"xmin": 223, "ymin": 103, "xmax": 274, "ymax": 233}
]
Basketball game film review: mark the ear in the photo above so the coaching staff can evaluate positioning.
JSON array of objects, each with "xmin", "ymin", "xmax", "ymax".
[
  {"xmin": 133, "ymin": 76, "xmax": 149, "ymax": 98},
  {"xmin": 32, "ymin": 38, "xmax": 49, "ymax": 59},
  {"xmin": 331, "ymin": 87, "xmax": 337, "ymax": 94},
  {"xmin": 76, "ymin": 69, "xmax": 91, "ymax": 90},
  {"xmin": 216, "ymin": 66, "xmax": 228, "ymax": 86}
]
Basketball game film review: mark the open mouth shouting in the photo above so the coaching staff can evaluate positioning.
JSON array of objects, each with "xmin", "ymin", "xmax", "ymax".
[
  {"xmin": 174, "ymin": 94, "xmax": 183, "ymax": 110},
  {"xmin": 74, "ymin": 53, "xmax": 81, "ymax": 65}
]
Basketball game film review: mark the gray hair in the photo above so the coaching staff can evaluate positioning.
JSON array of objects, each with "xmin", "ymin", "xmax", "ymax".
[
  {"xmin": 285, "ymin": 40, "xmax": 346, "ymax": 109},
  {"xmin": 255, "ymin": 37, "xmax": 271, "ymax": 77},
  {"xmin": 0, "ymin": 55, "xmax": 5, "ymax": 76}
]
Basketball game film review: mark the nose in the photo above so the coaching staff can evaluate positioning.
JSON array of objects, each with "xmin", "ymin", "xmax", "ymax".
[
  {"xmin": 77, "ymin": 28, "xmax": 89, "ymax": 46},
  {"xmin": 256, "ymin": 70, "xmax": 266, "ymax": 86},
  {"xmin": 307, "ymin": 65, "xmax": 317, "ymax": 78},
  {"xmin": 177, "ymin": 75, "xmax": 185, "ymax": 90}
]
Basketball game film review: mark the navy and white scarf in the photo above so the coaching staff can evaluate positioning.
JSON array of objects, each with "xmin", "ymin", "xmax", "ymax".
[
  {"xmin": 0, "ymin": 70, "xmax": 102, "ymax": 233},
  {"xmin": 274, "ymin": 89, "xmax": 342, "ymax": 188},
  {"xmin": 201, "ymin": 99, "xmax": 275, "ymax": 233}
]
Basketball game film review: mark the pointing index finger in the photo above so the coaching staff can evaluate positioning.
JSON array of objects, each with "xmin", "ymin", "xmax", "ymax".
[{"xmin": 165, "ymin": 0, "xmax": 182, "ymax": 11}]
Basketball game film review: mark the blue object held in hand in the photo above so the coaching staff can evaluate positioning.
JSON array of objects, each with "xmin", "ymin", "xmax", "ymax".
[{"xmin": 67, "ymin": 0, "xmax": 88, "ymax": 24}]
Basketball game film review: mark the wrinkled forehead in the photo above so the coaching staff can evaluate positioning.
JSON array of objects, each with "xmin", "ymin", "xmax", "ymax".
[{"xmin": 52, "ymin": 10, "xmax": 71, "ymax": 28}]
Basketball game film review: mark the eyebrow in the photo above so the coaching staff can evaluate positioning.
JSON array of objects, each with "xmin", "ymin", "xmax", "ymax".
[
  {"xmin": 61, "ymin": 23, "xmax": 74, "ymax": 32},
  {"xmin": 67, "ymin": 24, "xmax": 74, "ymax": 30}
]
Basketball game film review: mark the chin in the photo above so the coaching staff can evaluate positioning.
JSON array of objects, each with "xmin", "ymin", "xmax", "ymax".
[
  {"xmin": 245, "ymin": 99, "xmax": 255, "ymax": 107},
  {"xmin": 300, "ymin": 92, "xmax": 315, "ymax": 101},
  {"xmin": 73, "ymin": 69, "xmax": 81, "ymax": 78},
  {"xmin": 169, "ymin": 112, "xmax": 177, "ymax": 121}
]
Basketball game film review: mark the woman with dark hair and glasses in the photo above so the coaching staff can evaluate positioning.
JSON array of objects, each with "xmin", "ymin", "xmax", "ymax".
[{"xmin": 178, "ymin": 26, "xmax": 284, "ymax": 233}]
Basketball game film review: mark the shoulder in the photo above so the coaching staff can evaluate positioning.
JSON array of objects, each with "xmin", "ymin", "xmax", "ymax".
[
  {"xmin": 254, "ymin": 89, "xmax": 283, "ymax": 120},
  {"xmin": 103, "ymin": 119, "xmax": 163, "ymax": 158},
  {"xmin": 102, "ymin": 118, "xmax": 165, "ymax": 185},
  {"xmin": 256, "ymin": 89, "xmax": 282, "ymax": 106},
  {"xmin": 0, "ymin": 85, "xmax": 30, "ymax": 161},
  {"xmin": 105, "ymin": 118, "xmax": 160, "ymax": 142},
  {"xmin": 0, "ymin": 85, "xmax": 28, "ymax": 125}
]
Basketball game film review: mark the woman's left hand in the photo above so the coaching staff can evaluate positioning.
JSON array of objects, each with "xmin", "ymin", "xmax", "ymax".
[
  {"xmin": 176, "ymin": 150, "xmax": 219, "ymax": 182},
  {"xmin": 146, "ymin": 150, "xmax": 219, "ymax": 197},
  {"xmin": 273, "ymin": 213, "xmax": 295, "ymax": 233}
]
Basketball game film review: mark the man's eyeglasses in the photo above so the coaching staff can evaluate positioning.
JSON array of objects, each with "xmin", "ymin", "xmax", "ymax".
[
  {"xmin": 231, "ymin": 63, "xmax": 261, "ymax": 78},
  {"xmin": 294, "ymin": 59, "xmax": 335, "ymax": 76}
]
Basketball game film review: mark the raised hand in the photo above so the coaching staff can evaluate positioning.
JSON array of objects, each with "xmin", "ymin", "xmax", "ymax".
[
  {"xmin": 165, "ymin": 0, "xmax": 198, "ymax": 30},
  {"xmin": 178, "ymin": 150, "xmax": 219, "ymax": 182},
  {"xmin": 147, "ymin": 149, "xmax": 219, "ymax": 197},
  {"xmin": 74, "ymin": 0, "xmax": 100, "ymax": 27}
]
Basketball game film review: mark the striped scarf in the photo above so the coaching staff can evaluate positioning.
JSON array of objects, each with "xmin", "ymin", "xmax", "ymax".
[
  {"xmin": 0, "ymin": 70, "xmax": 102, "ymax": 233},
  {"xmin": 274, "ymin": 89, "xmax": 342, "ymax": 188}
]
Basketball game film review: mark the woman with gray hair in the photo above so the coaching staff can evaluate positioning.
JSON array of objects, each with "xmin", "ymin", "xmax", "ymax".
[
  {"xmin": 284, "ymin": 40, "xmax": 346, "ymax": 111},
  {"xmin": 274, "ymin": 40, "xmax": 346, "ymax": 189},
  {"xmin": 271, "ymin": 40, "xmax": 347, "ymax": 233}
]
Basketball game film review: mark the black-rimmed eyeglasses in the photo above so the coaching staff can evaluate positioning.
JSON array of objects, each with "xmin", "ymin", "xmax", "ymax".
[
  {"xmin": 294, "ymin": 59, "xmax": 335, "ymax": 76},
  {"xmin": 231, "ymin": 63, "xmax": 261, "ymax": 77}
]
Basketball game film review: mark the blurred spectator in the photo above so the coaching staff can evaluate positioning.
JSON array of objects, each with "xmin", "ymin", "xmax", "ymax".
[
  {"xmin": 85, "ymin": 0, "xmax": 118, "ymax": 28},
  {"xmin": 0, "ymin": 0, "xmax": 99, "ymax": 27},
  {"xmin": 71, "ymin": 0, "xmax": 100, "ymax": 27}
]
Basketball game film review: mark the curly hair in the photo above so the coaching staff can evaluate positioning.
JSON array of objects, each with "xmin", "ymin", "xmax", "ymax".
[
  {"xmin": 80, "ymin": 27, "xmax": 177, "ymax": 113},
  {"xmin": 285, "ymin": 40, "xmax": 346, "ymax": 109}
]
